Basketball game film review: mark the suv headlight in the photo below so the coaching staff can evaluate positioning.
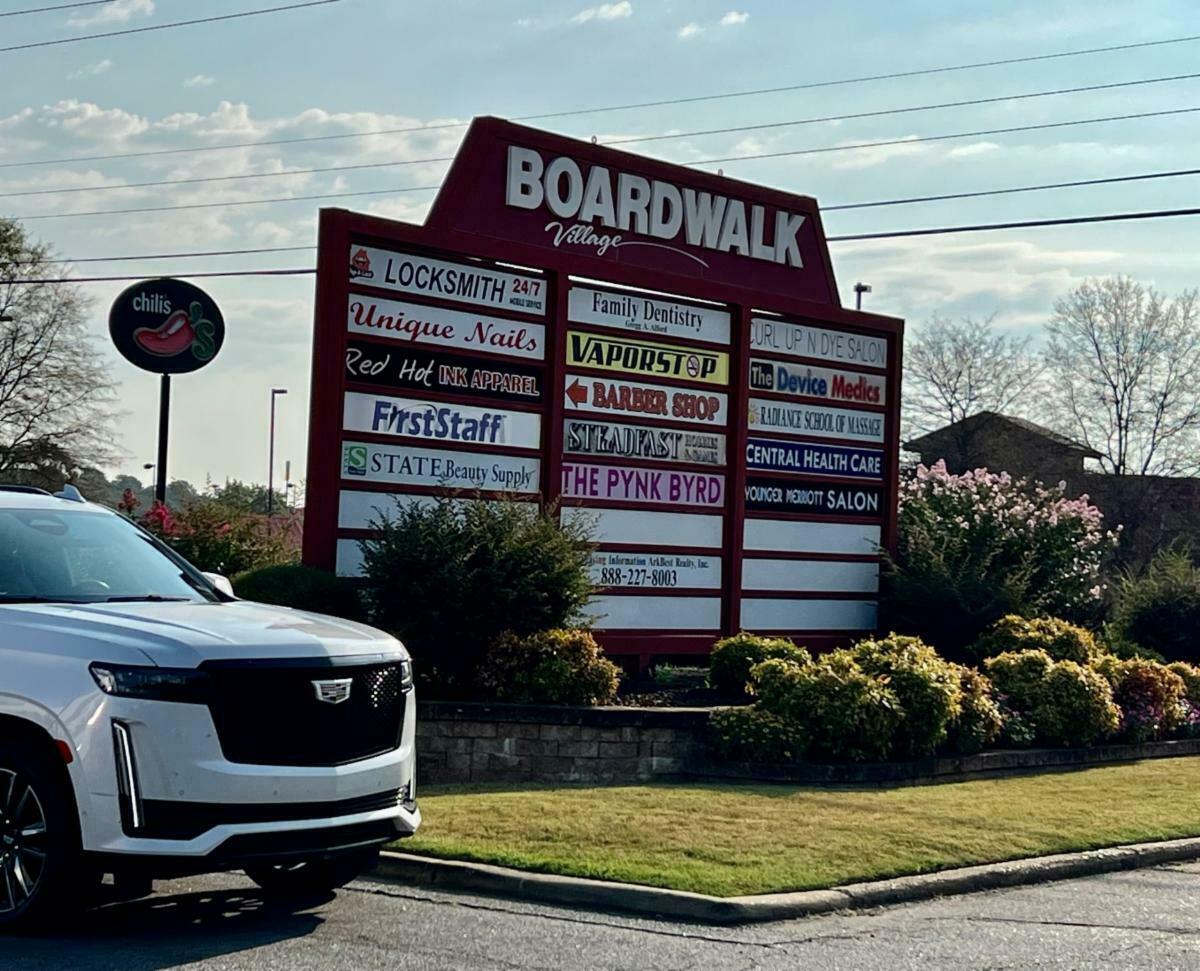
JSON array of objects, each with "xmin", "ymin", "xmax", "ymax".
[
  {"xmin": 399, "ymin": 659, "xmax": 414, "ymax": 691},
  {"xmin": 90, "ymin": 663, "xmax": 211, "ymax": 704}
]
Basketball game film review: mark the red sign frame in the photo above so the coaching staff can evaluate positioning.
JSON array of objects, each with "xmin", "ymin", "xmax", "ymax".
[{"xmin": 303, "ymin": 118, "xmax": 904, "ymax": 667}]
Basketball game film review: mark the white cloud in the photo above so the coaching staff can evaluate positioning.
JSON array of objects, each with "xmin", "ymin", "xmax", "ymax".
[
  {"xmin": 678, "ymin": 22, "xmax": 704, "ymax": 38},
  {"xmin": 68, "ymin": 0, "xmax": 154, "ymax": 28},
  {"xmin": 720, "ymin": 10, "xmax": 749, "ymax": 25},
  {"xmin": 515, "ymin": 16, "xmax": 540, "ymax": 27},
  {"xmin": 68, "ymin": 59, "xmax": 113, "ymax": 80},
  {"xmin": 572, "ymin": 2, "xmax": 632, "ymax": 24},
  {"xmin": 183, "ymin": 75, "xmax": 215, "ymax": 88},
  {"xmin": 947, "ymin": 141, "xmax": 1000, "ymax": 159}
]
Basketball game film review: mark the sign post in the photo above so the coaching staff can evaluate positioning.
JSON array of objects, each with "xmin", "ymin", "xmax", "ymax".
[
  {"xmin": 109, "ymin": 278, "xmax": 225, "ymax": 503},
  {"xmin": 303, "ymin": 117, "xmax": 904, "ymax": 665}
]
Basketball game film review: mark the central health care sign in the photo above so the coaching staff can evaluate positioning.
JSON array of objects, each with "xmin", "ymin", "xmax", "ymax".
[{"xmin": 304, "ymin": 116, "xmax": 903, "ymax": 659}]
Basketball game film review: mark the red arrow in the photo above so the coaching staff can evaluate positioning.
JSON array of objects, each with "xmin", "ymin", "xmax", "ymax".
[{"xmin": 565, "ymin": 379, "xmax": 588, "ymax": 407}]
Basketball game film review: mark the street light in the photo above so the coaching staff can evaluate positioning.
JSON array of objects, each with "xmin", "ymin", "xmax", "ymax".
[
  {"xmin": 267, "ymin": 388, "xmax": 288, "ymax": 519},
  {"xmin": 142, "ymin": 462, "xmax": 155, "ymax": 491},
  {"xmin": 854, "ymin": 282, "xmax": 873, "ymax": 310}
]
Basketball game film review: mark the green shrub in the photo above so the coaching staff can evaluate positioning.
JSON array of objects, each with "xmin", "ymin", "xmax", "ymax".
[
  {"xmin": 884, "ymin": 463, "xmax": 1115, "ymax": 656},
  {"xmin": 1093, "ymin": 658, "xmax": 1186, "ymax": 743},
  {"xmin": 751, "ymin": 653, "xmax": 900, "ymax": 762},
  {"xmin": 233, "ymin": 564, "xmax": 365, "ymax": 620},
  {"xmin": 972, "ymin": 615, "xmax": 1102, "ymax": 664},
  {"xmin": 1110, "ymin": 550, "xmax": 1200, "ymax": 662},
  {"xmin": 984, "ymin": 650, "xmax": 1054, "ymax": 714},
  {"xmin": 946, "ymin": 665, "xmax": 1004, "ymax": 755},
  {"xmin": 709, "ymin": 707, "xmax": 808, "ymax": 763},
  {"xmin": 850, "ymin": 634, "xmax": 962, "ymax": 757},
  {"xmin": 1168, "ymin": 662, "xmax": 1200, "ymax": 709},
  {"xmin": 359, "ymin": 497, "xmax": 594, "ymax": 695},
  {"xmin": 480, "ymin": 629, "xmax": 620, "ymax": 706},
  {"xmin": 709, "ymin": 633, "xmax": 809, "ymax": 699},
  {"xmin": 1032, "ymin": 661, "xmax": 1120, "ymax": 747},
  {"xmin": 140, "ymin": 499, "xmax": 296, "ymax": 575}
]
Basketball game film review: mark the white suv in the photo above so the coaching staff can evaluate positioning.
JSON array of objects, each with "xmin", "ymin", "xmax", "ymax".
[{"xmin": 0, "ymin": 486, "xmax": 419, "ymax": 930}]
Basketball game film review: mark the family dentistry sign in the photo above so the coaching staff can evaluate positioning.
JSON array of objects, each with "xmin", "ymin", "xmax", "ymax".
[{"xmin": 303, "ymin": 117, "xmax": 904, "ymax": 665}]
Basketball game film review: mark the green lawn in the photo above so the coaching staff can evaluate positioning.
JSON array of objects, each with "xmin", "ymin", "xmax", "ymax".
[{"xmin": 401, "ymin": 758, "xmax": 1200, "ymax": 897}]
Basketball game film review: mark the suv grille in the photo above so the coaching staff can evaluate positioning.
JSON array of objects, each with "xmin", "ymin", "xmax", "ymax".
[{"xmin": 202, "ymin": 660, "xmax": 407, "ymax": 766}]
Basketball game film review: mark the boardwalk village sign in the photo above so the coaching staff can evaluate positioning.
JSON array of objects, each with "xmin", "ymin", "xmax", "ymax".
[{"xmin": 303, "ymin": 117, "xmax": 903, "ymax": 664}]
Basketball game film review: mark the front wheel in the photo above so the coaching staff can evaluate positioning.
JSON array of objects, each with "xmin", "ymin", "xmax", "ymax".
[
  {"xmin": 0, "ymin": 742, "xmax": 83, "ymax": 932},
  {"xmin": 245, "ymin": 847, "xmax": 379, "ymax": 897}
]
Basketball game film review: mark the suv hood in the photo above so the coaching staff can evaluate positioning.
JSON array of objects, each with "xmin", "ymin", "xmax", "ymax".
[{"xmin": 0, "ymin": 600, "xmax": 406, "ymax": 667}]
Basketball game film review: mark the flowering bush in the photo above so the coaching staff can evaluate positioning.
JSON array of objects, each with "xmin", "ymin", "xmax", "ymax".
[
  {"xmin": 1168, "ymin": 662, "xmax": 1200, "ymax": 709},
  {"xmin": 884, "ymin": 462, "xmax": 1117, "ymax": 654},
  {"xmin": 972, "ymin": 615, "xmax": 1103, "ymax": 664},
  {"xmin": 1092, "ymin": 658, "xmax": 1186, "ymax": 743},
  {"xmin": 482, "ymin": 629, "xmax": 620, "ymax": 706},
  {"xmin": 750, "ymin": 653, "xmax": 901, "ymax": 762},
  {"xmin": 139, "ymin": 499, "xmax": 296, "ymax": 576},
  {"xmin": 709, "ymin": 707, "xmax": 808, "ymax": 763},
  {"xmin": 708, "ymin": 633, "xmax": 809, "ymax": 699},
  {"xmin": 946, "ymin": 665, "xmax": 1004, "ymax": 754},
  {"xmin": 851, "ymin": 634, "xmax": 962, "ymax": 757}
]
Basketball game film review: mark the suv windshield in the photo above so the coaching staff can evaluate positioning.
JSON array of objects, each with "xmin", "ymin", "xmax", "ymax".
[{"xmin": 0, "ymin": 506, "xmax": 217, "ymax": 604}]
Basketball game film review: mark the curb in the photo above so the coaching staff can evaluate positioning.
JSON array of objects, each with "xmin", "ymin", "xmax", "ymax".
[{"xmin": 374, "ymin": 837, "xmax": 1200, "ymax": 925}]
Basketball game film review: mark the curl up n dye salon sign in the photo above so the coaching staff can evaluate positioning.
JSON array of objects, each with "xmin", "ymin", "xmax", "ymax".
[{"xmin": 303, "ymin": 117, "xmax": 904, "ymax": 665}]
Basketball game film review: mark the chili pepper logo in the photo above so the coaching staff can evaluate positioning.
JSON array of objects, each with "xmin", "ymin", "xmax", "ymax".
[
  {"xmin": 134, "ymin": 301, "xmax": 216, "ymax": 360},
  {"xmin": 349, "ymin": 248, "xmax": 374, "ymax": 280}
]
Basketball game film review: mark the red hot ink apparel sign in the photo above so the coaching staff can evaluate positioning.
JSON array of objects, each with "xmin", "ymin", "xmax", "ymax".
[{"xmin": 304, "ymin": 116, "xmax": 903, "ymax": 658}]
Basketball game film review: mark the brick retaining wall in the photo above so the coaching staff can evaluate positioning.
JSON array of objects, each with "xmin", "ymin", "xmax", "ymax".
[
  {"xmin": 418, "ymin": 701, "xmax": 1200, "ymax": 786},
  {"xmin": 417, "ymin": 702, "xmax": 711, "ymax": 784}
]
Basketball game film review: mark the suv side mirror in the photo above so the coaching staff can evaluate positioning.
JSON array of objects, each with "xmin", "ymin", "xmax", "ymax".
[{"xmin": 202, "ymin": 572, "xmax": 235, "ymax": 597}]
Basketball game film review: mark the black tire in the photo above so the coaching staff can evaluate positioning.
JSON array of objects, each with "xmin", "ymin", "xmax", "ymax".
[
  {"xmin": 0, "ymin": 740, "xmax": 84, "ymax": 933},
  {"xmin": 245, "ymin": 846, "xmax": 379, "ymax": 897}
]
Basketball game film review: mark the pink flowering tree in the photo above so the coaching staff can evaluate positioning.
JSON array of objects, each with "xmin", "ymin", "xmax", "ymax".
[{"xmin": 884, "ymin": 461, "xmax": 1118, "ymax": 655}]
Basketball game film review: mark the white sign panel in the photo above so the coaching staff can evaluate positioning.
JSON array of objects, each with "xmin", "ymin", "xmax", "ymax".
[
  {"xmin": 341, "ymin": 441, "xmax": 540, "ymax": 493},
  {"xmin": 338, "ymin": 491, "xmax": 530, "ymax": 529},
  {"xmin": 568, "ymin": 286, "xmax": 731, "ymax": 345},
  {"xmin": 740, "ymin": 598, "xmax": 878, "ymax": 631},
  {"xmin": 748, "ymin": 398, "xmax": 886, "ymax": 444},
  {"xmin": 582, "ymin": 595, "xmax": 722, "ymax": 630},
  {"xmin": 335, "ymin": 538, "xmax": 366, "ymax": 578},
  {"xmin": 343, "ymin": 391, "xmax": 541, "ymax": 450},
  {"xmin": 561, "ymin": 506, "xmax": 723, "ymax": 549},
  {"xmin": 564, "ymin": 419, "xmax": 725, "ymax": 466},
  {"xmin": 563, "ymin": 373, "xmax": 728, "ymax": 426},
  {"xmin": 348, "ymin": 244, "xmax": 547, "ymax": 315},
  {"xmin": 741, "ymin": 559, "xmax": 880, "ymax": 594},
  {"xmin": 750, "ymin": 317, "xmax": 888, "ymax": 369},
  {"xmin": 743, "ymin": 519, "xmax": 881, "ymax": 555},
  {"xmin": 748, "ymin": 358, "xmax": 886, "ymax": 405},
  {"xmin": 347, "ymin": 295, "xmax": 546, "ymax": 360},
  {"xmin": 590, "ymin": 551, "xmax": 722, "ymax": 590}
]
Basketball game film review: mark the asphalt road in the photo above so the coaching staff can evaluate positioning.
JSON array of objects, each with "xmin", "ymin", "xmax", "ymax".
[{"xmin": 8, "ymin": 863, "xmax": 1200, "ymax": 969}]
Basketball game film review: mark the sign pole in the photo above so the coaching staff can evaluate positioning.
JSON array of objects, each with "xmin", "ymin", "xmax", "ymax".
[{"xmin": 156, "ymin": 373, "xmax": 170, "ymax": 505}]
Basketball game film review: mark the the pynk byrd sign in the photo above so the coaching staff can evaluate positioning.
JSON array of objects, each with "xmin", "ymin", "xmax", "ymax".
[{"xmin": 562, "ymin": 462, "xmax": 724, "ymax": 507}]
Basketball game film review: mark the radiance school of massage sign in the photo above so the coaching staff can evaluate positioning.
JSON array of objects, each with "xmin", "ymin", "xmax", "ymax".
[{"xmin": 303, "ymin": 116, "xmax": 903, "ymax": 664}]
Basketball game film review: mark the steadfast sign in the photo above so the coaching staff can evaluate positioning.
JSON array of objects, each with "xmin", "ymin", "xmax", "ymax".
[{"xmin": 304, "ymin": 117, "xmax": 903, "ymax": 660}]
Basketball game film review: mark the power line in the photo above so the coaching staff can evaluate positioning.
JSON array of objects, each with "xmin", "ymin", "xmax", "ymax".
[
  {"xmin": 0, "ymin": 0, "xmax": 341, "ymax": 53},
  {"xmin": 827, "ymin": 206, "xmax": 1200, "ymax": 241},
  {"xmin": 0, "ymin": 0, "xmax": 111, "ymax": 16},
  {"xmin": 30, "ymin": 164, "xmax": 1200, "ymax": 260},
  {"xmin": 10, "ymin": 184, "xmax": 441, "ymax": 220},
  {"xmin": 607, "ymin": 71, "xmax": 1200, "ymax": 148},
  {"xmin": 5, "ymin": 71, "xmax": 1200, "ymax": 201},
  {"xmin": 10, "ymin": 104, "xmax": 1200, "ymax": 220},
  {"xmin": 5, "ymin": 268, "xmax": 316, "ymax": 284},
  {"xmin": 694, "ymin": 105, "xmax": 1200, "ymax": 166},
  {"xmin": 823, "ymin": 166, "xmax": 1200, "ymax": 211},
  {"xmin": 4, "ymin": 30, "xmax": 1200, "ymax": 170}
]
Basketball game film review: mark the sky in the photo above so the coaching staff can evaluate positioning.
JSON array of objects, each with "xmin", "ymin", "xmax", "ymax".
[{"xmin": 2, "ymin": 0, "xmax": 1200, "ymax": 491}]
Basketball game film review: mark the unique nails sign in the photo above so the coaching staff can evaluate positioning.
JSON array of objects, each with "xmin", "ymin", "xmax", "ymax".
[
  {"xmin": 109, "ymin": 278, "xmax": 225, "ymax": 375},
  {"xmin": 347, "ymin": 294, "xmax": 545, "ymax": 360}
]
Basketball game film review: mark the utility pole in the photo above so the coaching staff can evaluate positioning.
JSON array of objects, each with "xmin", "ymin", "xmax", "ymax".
[{"xmin": 267, "ymin": 388, "xmax": 288, "ymax": 520}]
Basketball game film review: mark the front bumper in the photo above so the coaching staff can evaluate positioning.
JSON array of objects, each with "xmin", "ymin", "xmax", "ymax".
[{"xmin": 70, "ymin": 684, "xmax": 419, "ymax": 860}]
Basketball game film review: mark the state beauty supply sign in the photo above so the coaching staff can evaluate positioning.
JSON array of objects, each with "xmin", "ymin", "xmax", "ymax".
[{"xmin": 303, "ymin": 117, "xmax": 904, "ymax": 660}]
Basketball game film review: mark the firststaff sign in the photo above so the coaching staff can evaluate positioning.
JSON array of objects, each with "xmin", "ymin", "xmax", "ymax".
[{"xmin": 303, "ymin": 117, "xmax": 904, "ymax": 666}]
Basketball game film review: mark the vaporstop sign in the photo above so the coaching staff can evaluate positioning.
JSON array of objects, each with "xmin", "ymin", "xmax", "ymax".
[
  {"xmin": 109, "ymin": 278, "xmax": 225, "ymax": 374},
  {"xmin": 303, "ymin": 117, "xmax": 904, "ymax": 664}
]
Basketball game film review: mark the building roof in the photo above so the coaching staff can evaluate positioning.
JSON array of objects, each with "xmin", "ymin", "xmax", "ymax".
[{"xmin": 905, "ymin": 411, "xmax": 1103, "ymax": 458}]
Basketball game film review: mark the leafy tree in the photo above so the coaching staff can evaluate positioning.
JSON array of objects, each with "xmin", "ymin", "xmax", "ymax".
[
  {"xmin": 209, "ymin": 478, "xmax": 289, "ymax": 514},
  {"xmin": 0, "ymin": 218, "xmax": 116, "ymax": 474}
]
